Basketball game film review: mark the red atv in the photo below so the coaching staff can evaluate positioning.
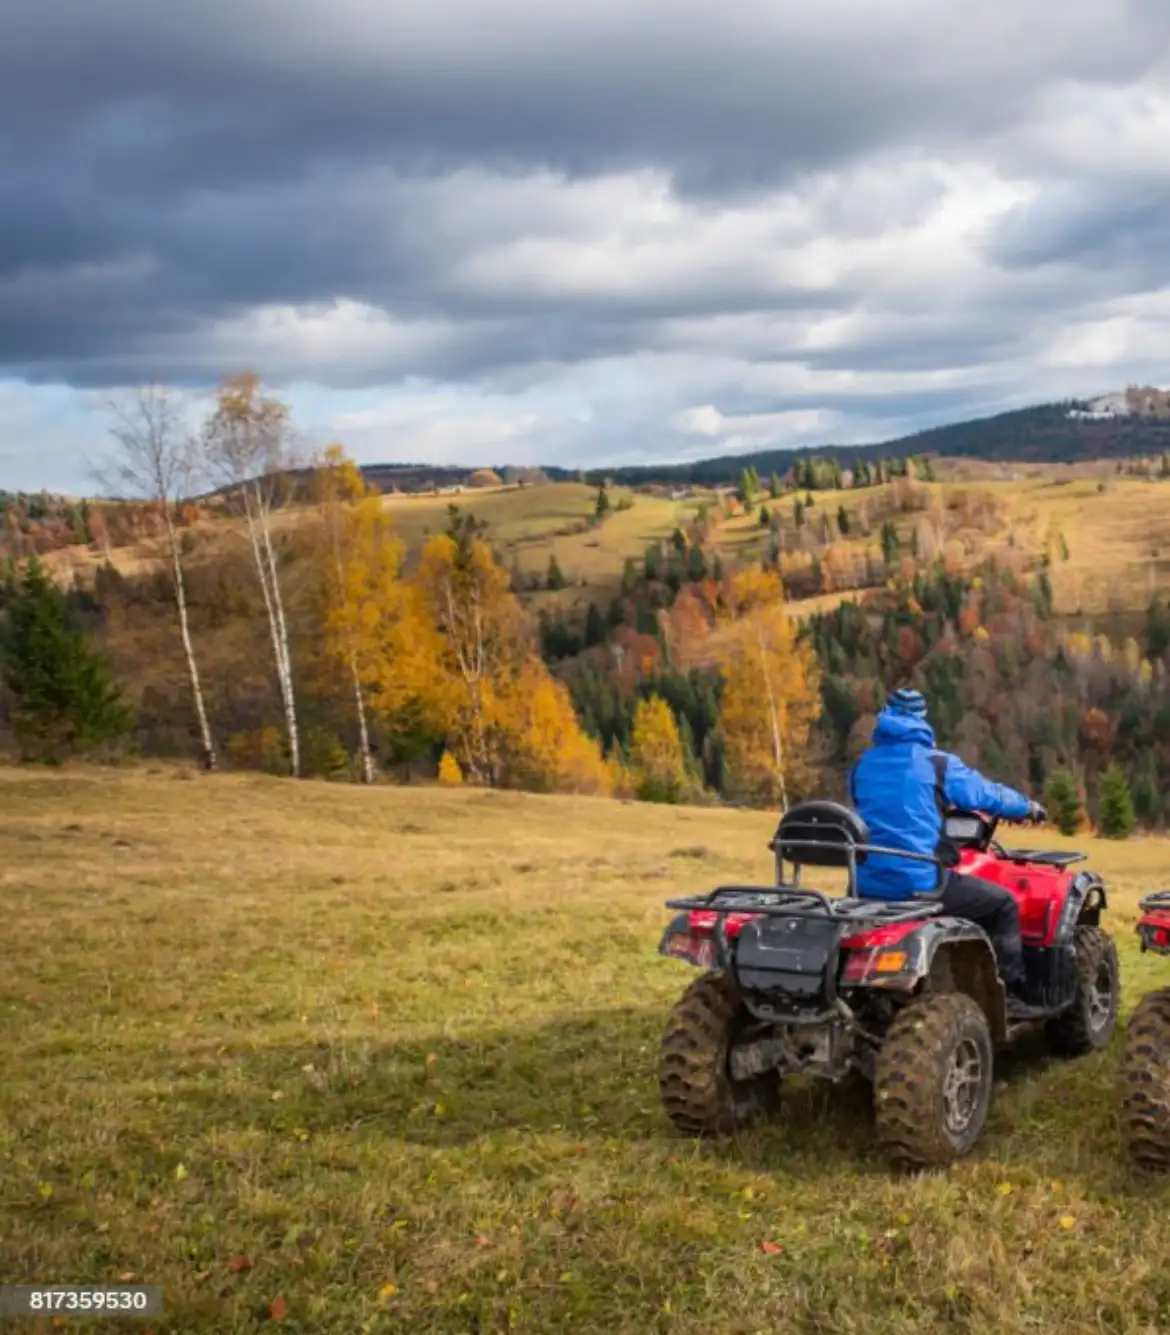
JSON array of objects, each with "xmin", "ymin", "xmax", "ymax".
[
  {"xmin": 1118, "ymin": 891, "xmax": 1170, "ymax": 1170},
  {"xmin": 657, "ymin": 800, "xmax": 1119, "ymax": 1169}
]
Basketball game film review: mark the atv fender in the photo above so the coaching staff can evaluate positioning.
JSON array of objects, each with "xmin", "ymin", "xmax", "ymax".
[
  {"xmin": 854, "ymin": 917, "xmax": 1007, "ymax": 1045},
  {"xmin": 1053, "ymin": 871, "xmax": 1107, "ymax": 944}
]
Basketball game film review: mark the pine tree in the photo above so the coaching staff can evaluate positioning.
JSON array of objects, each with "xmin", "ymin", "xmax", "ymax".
[
  {"xmin": 880, "ymin": 520, "xmax": 900, "ymax": 565},
  {"xmin": 1098, "ymin": 763, "xmax": 1136, "ymax": 839},
  {"xmin": 594, "ymin": 485, "xmax": 612, "ymax": 522},
  {"xmin": 837, "ymin": 504, "xmax": 850, "ymax": 536},
  {"xmin": 769, "ymin": 474, "xmax": 781, "ymax": 500},
  {"xmin": 1132, "ymin": 754, "xmax": 1161, "ymax": 827},
  {"xmin": 685, "ymin": 544, "xmax": 708, "ymax": 583},
  {"xmin": 794, "ymin": 499, "xmax": 805, "ymax": 528},
  {"xmin": 0, "ymin": 557, "xmax": 132, "ymax": 761},
  {"xmin": 1043, "ymin": 767, "xmax": 1082, "ymax": 836},
  {"xmin": 546, "ymin": 553, "xmax": 566, "ymax": 590},
  {"xmin": 583, "ymin": 602, "xmax": 606, "ymax": 647}
]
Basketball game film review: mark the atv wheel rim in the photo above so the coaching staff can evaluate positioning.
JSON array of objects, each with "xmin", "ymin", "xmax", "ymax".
[
  {"xmin": 942, "ymin": 1038, "xmax": 984, "ymax": 1135},
  {"xmin": 1087, "ymin": 960, "xmax": 1114, "ymax": 1032}
]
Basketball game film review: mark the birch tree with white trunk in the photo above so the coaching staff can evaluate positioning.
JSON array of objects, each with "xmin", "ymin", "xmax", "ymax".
[
  {"xmin": 202, "ymin": 372, "xmax": 301, "ymax": 778},
  {"xmin": 103, "ymin": 384, "xmax": 218, "ymax": 771}
]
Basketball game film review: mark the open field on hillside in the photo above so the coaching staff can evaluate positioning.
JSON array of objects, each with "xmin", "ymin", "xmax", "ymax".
[{"xmin": 3, "ymin": 768, "xmax": 1170, "ymax": 1333}]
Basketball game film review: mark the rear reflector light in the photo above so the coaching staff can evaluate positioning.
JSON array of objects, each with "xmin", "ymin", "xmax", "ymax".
[
  {"xmin": 842, "ymin": 947, "xmax": 913, "ymax": 984},
  {"xmin": 687, "ymin": 910, "xmax": 762, "ymax": 938},
  {"xmin": 875, "ymin": 950, "xmax": 908, "ymax": 973}
]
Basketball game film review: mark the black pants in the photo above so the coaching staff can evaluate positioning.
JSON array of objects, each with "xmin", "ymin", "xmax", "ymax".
[{"xmin": 940, "ymin": 872, "xmax": 1026, "ymax": 988}]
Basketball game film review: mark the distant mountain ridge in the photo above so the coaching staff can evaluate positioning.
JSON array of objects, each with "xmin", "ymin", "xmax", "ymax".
[{"xmin": 351, "ymin": 397, "xmax": 1170, "ymax": 492}]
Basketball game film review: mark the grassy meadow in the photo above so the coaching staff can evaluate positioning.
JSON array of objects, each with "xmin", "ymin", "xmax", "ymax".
[{"xmin": 3, "ymin": 767, "xmax": 1170, "ymax": 1333}]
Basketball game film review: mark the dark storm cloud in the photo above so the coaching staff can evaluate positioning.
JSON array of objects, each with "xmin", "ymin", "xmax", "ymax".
[
  {"xmin": 2, "ymin": 0, "xmax": 1170, "ymax": 488},
  {"xmin": 989, "ymin": 183, "xmax": 1170, "ymax": 280}
]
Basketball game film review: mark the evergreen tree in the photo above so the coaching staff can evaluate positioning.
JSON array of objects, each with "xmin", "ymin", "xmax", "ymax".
[
  {"xmin": 1147, "ymin": 597, "xmax": 1170, "ymax": 658},
  {"xmin": 0, "ymin": 557, "xmax": 132, "ymax": 762},
  {"xmin": 594, "ymin": 485, "xmax": 612, "ymax": 522},
  {"xmin": 1132, "ymin": 754, "xmax": 1161, "ymax": 827},
  {"xmin": 794, "ymin": 499, "xmax": 805, "ymax": 528},
  {"xmin": 546, "ymin": 553, "xmax": 566, "ymax": 590},
  {"xmin": 685, "ymin": 544, "xmax": 708, "ymax": 583},
  {"xmin": 769, "ymin": 473, "xmax": 782, "ymax": 500},
  {"xmin": 837, "ymin": 504, "xmax": 850, "ymax": 536},
  {"xmin": 880, "ymin": 520, "xmax": 900, "ymax": 565},
  {"xmin": 759, "ymin": 505, "xmax": 770, "ymax": 527},
  {"xmin": 643, "ymin": 543, "xmax": 663, "ymax": 582},
  {"xmin": 1098, "ymin": 763, "xmax": 1136, "ymax": 839},
  {"xmin": 583, "ymin": 601, "xmax": 607, "ymax": 648},
  {"xmin": 1043, "ymin": 767, "xmax": 1082, "ymax": 836},
  {"xmin": 620, "ymin": 557, "xmax": 639, "ymax": 598}
]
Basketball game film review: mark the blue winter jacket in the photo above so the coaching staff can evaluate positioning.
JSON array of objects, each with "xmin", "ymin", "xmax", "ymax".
[{"xmin": 850, "ymin": 706, "xmax": 1032, "ymax": 899}]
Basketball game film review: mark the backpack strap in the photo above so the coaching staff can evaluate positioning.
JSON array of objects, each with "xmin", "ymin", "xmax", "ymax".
[
  {"xmin": 930, "ymin": 752, "xmax": 952, "ymax": 815},
  {"xmin": 930, "ymin": 752, "xmax": 959, "ymax": 870}
]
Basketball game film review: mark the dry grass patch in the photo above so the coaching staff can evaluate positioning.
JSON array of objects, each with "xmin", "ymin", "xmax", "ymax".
[{"xmin": 2, "ymin": 768, "xmax": 1170, "ymax": 1332}]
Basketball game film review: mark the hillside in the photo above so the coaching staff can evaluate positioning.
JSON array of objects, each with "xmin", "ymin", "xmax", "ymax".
[
  {"xmin": 575, "ymin": 402, "xmax": 1170, "ymax": 487},
  {"xmin": 2, "ymin": 767, "xmax": 1168, "ymax": 1333}
]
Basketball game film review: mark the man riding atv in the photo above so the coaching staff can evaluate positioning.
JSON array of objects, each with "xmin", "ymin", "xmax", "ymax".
[{"xmin": 850, "ymin": 688, "xmax": 1048, "ymax": 1019}]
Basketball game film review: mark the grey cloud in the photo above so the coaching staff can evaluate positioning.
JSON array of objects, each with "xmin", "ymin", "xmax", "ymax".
[
  {"xmin": 2, "ymin": 0, "xmax": 1170, "ymax": 486},
  {"xmin": 989, "ymin": 183, "xmax": 1170, "ymax": 280}
]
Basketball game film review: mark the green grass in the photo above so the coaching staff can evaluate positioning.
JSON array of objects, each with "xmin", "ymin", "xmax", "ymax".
[{"xmin": 2, "ymin": 768, "xmax": 1170, "ymax": 1333}]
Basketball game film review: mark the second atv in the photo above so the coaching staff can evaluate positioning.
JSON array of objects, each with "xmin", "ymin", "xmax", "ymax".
[
  {"xmin": 1118, "ymin": 890, "xmax": 1170, "ymax": 1170},
  {"xmin": 657, "ymin": 800, "xmax": 1120, "ymax": 1169}
]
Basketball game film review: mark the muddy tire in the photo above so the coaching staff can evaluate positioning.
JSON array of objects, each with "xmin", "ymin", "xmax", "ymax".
[
  {"xmin": 657, "ymin": 972, "xmax": 780, "ymax": 1136},
  {"xmin": 1118, "ymin": 988, "xmax": 1170, "ymax": 1171},
  {"xmin": 1047, "ymin": 926, "xmax": 1119, "ymax": 1056},
  {"xmin": 874, "ymin": 992, "xmax": 993, "ymax": 1169}
]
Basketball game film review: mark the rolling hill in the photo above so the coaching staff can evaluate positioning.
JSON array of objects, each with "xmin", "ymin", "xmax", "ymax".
[{"xmin": 315, "ymin": 398, "xmax": 1170, "ymax": 494}]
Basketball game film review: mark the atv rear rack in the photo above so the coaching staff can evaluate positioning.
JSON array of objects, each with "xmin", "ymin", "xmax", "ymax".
[
  {"xmin": 665, "ymin": 884, "xmax": 944, "ymax": 924},
  {"xmin": 1139, "ymin": 890, "xmax": 1170, "ymax": 911}
]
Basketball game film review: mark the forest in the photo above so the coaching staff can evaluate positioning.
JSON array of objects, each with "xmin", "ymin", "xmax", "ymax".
[{"xmin": 1, "ymin": 375, "xmax": 1167, "ymax": 836}]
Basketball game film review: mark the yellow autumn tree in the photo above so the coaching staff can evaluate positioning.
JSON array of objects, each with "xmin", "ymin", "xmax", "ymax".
[
  {"xmin": 437, "ymin": 750, "xmax": 463, "ymax": 785},
  {"xmin": 628, "ymin": 695, "xmax": 689, "ymax": 803},
  {"xmin": 413, "ymin": 517, "xmax": 607, "ymax": 791},
  {"xmin": 314, "ymin": 444, "xmax": 444, "ymax": 780},
  {"xmin": 496, "ymin": 661, "xmax": 612, "ymax": 795},
  {"xmin": 718, "ymin": 568, "xmax": 820, "ymax": 810}
]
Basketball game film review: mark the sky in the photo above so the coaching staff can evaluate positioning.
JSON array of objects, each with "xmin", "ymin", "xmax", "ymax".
[{"xmin": 3, "ymin": 0, "xmax": 1170, "ymax": 493}]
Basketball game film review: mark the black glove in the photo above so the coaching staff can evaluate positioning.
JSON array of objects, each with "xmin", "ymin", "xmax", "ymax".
[{"xmin": 1027, "ymin": 801, "xmax": 1047, "ymax": 825}]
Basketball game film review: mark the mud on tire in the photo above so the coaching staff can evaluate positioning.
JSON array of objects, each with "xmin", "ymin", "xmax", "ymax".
[
  {"xmin": 874, "ymin": 992, "xmax": 993, "ymax": 1169},
  {"xmin": 1118, "ymin": 987, "xmax": 1170, "ymax": 1171},
  {"xmin": 657, "ymin": 972, "xmax": 780, "ymax": 1136},
  {"xmin": 1047, "ymin": 925, "xmax": 1119, "ymax": 1056}
]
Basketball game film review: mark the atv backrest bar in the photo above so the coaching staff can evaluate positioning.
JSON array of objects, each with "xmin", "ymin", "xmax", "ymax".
[{"xmin": 1139, "ymin": 890, "xmax": 1170, "ymax": 910}]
